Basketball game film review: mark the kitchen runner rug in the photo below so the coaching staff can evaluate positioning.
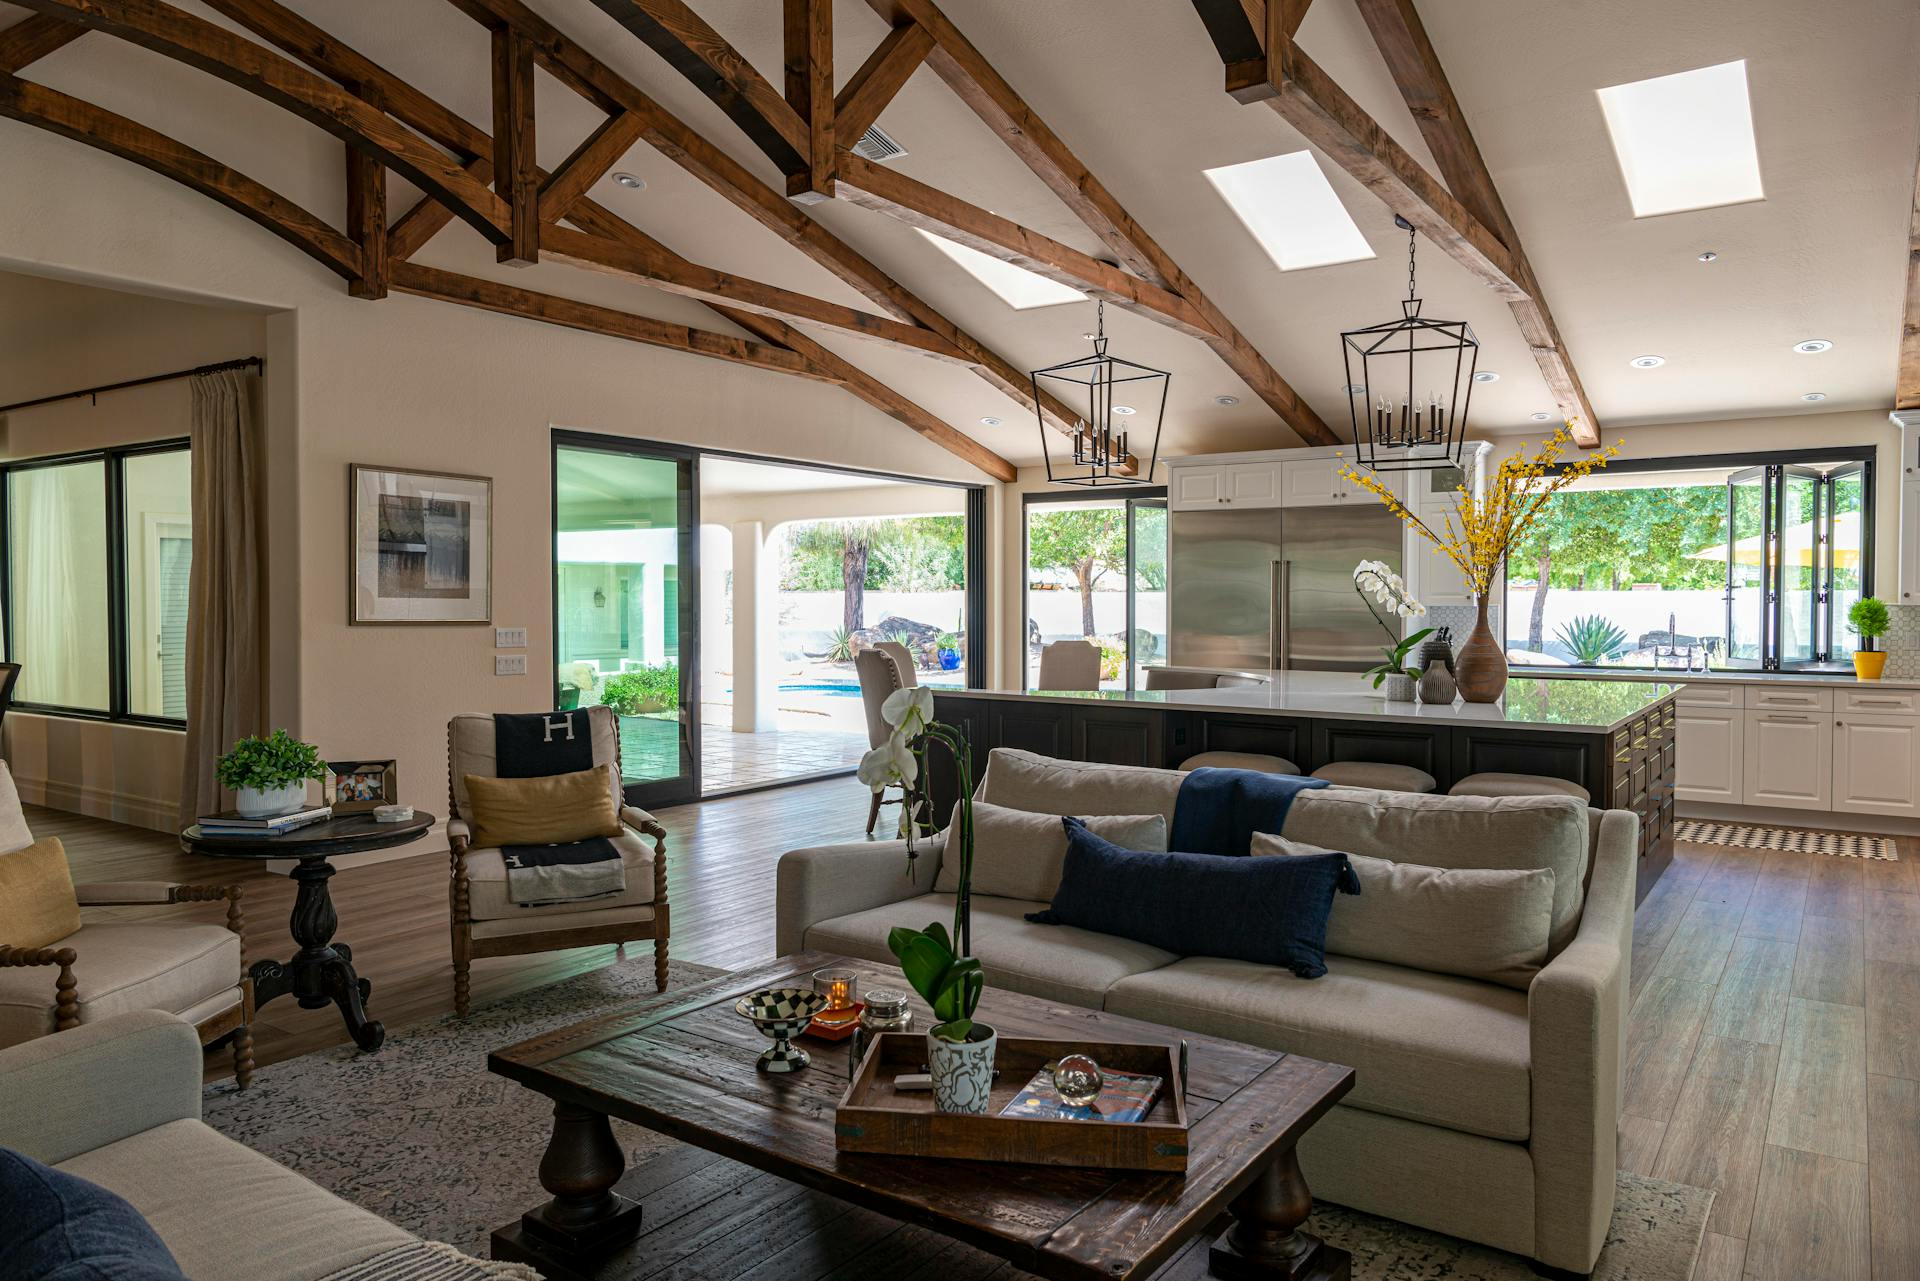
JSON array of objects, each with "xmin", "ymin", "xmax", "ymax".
[{"xmin": 1675, "ymin": 819, "xmax": 1898, "ymax": 860}]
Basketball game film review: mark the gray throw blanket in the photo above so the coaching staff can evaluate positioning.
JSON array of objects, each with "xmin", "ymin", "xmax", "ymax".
[{"xmin": 502, "ymin": 836, "xmax": 626, "ymax": 907}]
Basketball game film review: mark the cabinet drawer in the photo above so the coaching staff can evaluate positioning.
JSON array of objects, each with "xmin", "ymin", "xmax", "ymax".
[
  {"xmin": 1676, "ymin": 682, "xmax": 1742, "ymax": 708},
  {"xmin": 1839, "ymin": 688, "xmax": 1920, "ymax": 714},
  {"xmin": 1747, "ymin": 686, "xmax": 1833, "ymax": 712}
]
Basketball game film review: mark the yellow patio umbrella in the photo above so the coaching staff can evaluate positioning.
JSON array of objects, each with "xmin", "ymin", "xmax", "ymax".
[{"xmin": 1684, "ymin": 511, "xmax": 1861, "ymax": 569}]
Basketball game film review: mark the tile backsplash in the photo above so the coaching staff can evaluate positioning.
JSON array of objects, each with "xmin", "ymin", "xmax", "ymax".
[
  {"xmin": 1422, "ymin": 603, "xmax": 1491, "ymax": 656},
  {"xmin": 1882, "ymin": 604, "xmax": 1920, "ymax": 679}
]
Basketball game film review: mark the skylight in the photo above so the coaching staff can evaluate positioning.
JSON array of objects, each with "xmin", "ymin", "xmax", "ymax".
[
  {"xmin": 916, "ymin": 230, "xmax": 1085, "ymax": 310},
  {"xmin": 1202, "ymin": 150, "xmax": 1374, "ymax": 272},
  {"xmin": 1596, "ymin": 60, "xmax": 1764, "ymax": 218}
]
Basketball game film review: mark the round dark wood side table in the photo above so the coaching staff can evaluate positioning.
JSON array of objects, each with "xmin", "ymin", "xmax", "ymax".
[{"xmin": 182, "ymin": 811, "xmax": 436, "ymax": 1052}]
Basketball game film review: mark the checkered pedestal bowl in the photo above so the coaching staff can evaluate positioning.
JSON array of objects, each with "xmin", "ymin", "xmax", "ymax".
[{"xmin": 735, "ymin": 987, "xmax": 831, "ymax": 1073}]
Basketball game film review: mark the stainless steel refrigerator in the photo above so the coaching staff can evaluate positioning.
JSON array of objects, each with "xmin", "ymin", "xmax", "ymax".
[{"xmin": 1168, "ymin": 505, "xmax": 1403, "ymax": 672}]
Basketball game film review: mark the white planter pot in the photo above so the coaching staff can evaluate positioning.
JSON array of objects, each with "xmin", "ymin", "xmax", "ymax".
[
  {"xmin": 235, "ymin": 783, "xmax": 308, "ymax": 818},
  {"xmin": 1382, "ymin": 672, "xmax": 1416, "ymax": 703},
  {"xmin": 927, "ymin": 1024, "xmax": 997, "ymax": 1115}
]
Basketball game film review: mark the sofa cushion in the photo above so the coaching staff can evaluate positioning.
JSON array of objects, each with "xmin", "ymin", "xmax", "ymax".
[
  {"xmin": 462, "ymin": 829, "xmax": 655, "ymax": 920},
  {"xmin": 1253, "ymin": 835, "xmax": 1555, "ymax": 990},
  {"xmin": 462, "ymin": 765, "xmax": 621, "ymax": 849},
  {"xmin": 1, "ymin": 1145, "xmax": 187, "ymax": 1280},
  {"xmin": 57, "ymin": 1119, "xmax": 413, "ymax": 1281},
  {"xmin": 803, "ymin": 893, "xmax": 1179, "ymax": 1009},
  {"xmin": 0, "ymin": 835, "xmax": 81, "ymax": 950},
  {"xmin": 1029, "ymin": 820, "xmax": 1357, "ymax": 979},
  {"xmin": 932, "ymin": 801, "xmax": 1165, "ymax": 901},
  {"xmin": 1283, "ymin": 789, "xmax": 1590, "ymax": 955},
  {"xmin": 976, "ymin": 749, "xmax": 1186, "ymax": 828},
  {"xmin": 0, "ymin": 923, "xmax": 242, "ymax": 1047},
  {"xmin": 1103, "ymin": 954, "xmax": 1532, "ymax": 1141},
  {"xmin": 448, "ymin": 710, "xmax": 621, "ymax": 818}
]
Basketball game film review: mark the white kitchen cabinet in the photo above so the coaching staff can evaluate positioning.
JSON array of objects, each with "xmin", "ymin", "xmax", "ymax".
[
  {"xmin": 1676, "ymin": 706, "xmax": 1745, "ymax": 804},
  {"xmin": 1901, "ymin": 478, "xmax": 1920, "ymax": 604},
  {"xmin": 1170, "ymin": 466, "xmax": 1226, "ymax": 510},
  {"xmin": 1832, "ymin": 713, "xmax": 1920, "ymax": 817},
  {"xmin": 1167, "ymin": 461, "xmax": 1283, "ymax": 510},
  {"xmin": 1280, "ymin": 457, "xmax": 1348, "ymax": 507},
  {"xmin": 1742, "ymin": 709, "xmax": 1834, "ymax": 811}
]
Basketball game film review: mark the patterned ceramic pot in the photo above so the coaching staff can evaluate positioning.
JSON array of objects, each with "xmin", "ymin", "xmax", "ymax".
[
  {"xmin": 236, "ymin": 783, "xmax": 308, "ymax": 818},
  {"xmin": 1381, "ymin": 672, "xmax": 1416, "ymax": 703},
  {"xmin": 928, "ymin": 1024, "xmax": 997, "ymax": 1114}
]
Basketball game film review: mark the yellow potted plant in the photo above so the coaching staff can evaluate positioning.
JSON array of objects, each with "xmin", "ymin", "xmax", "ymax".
[
  {"xmin": 1340, "ymin": 424, "xmax": 1622, "ymax": 702},
  {"xmin": 1849, "ymin": 598, "xmax": 1889, "ymax": 679}
]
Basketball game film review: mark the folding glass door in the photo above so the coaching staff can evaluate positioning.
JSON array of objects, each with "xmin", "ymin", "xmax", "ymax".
[{"xmin": 1723, "ymin": 462, "xmax": 1867, "ymax": 670}]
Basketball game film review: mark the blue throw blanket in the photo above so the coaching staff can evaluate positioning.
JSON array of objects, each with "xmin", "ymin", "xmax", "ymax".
[{"xmin": 1168, "ymin": 767, "xmax": 1330, "ymax": 857}]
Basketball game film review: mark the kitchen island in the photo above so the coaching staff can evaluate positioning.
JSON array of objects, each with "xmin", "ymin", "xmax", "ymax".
[{"xmin": 930, "ymin": 672, "xmax": 1680, "ymax": 900}]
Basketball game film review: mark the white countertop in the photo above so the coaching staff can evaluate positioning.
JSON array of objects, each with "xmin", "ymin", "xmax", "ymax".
[{"xmin": 947, "ymin": 671, "xmax": 1677, "ymax": 733}]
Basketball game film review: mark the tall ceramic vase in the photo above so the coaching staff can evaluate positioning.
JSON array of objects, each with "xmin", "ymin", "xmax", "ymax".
[{"xmin": 1455, "ymin": 594, "xmax": 1507, "ymax": 704}]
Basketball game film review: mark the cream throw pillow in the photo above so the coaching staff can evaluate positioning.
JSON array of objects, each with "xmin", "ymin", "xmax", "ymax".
[
  {"xmin": 463, "ymin": 766, "xmax": 622, "ymax": 849},
  {"xmin": 1252, "ymin": 833, "xmax": 1555, "ymax": 990},
  {"xmin": 933, "ymin": 800, "xmax": 1167, "ymax": 903},
  {"xmin": 0, "ymin": 762, "xmax": 32, "ymax": 855},
  {"xmin": 0, "ymin": 835, "xmax": 82, "ymax": 950}
]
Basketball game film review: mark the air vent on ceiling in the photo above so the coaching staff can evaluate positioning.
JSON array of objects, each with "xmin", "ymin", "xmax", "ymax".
[{"xmin": 851, "ymin": 125, "xmax": 908, "ymax": 164}]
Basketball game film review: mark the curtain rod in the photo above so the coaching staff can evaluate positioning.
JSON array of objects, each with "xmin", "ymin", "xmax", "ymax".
[{"xmin": 0, "ymin": 355, "xmax": 263, "ymax": 415}]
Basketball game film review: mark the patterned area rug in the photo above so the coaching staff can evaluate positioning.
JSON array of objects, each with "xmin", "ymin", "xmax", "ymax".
[
  {"xmin": 205, "ymin": 958, "xmax": 1711, "ymax": 1281},
  {"xmin": 1676, "ymin": 819, "xmax": 1899, "ymax": 860}
]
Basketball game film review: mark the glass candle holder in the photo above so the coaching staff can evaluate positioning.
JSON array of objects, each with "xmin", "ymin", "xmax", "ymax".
[{"xmin": 812, "ymin": 968, "xmax": 859, "ymax": 1012}]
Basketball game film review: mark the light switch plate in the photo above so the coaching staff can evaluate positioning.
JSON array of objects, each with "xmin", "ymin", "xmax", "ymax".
[
  {"xmin": 495, "ymin": 654, "xmax": 528, "ymax": 676},
  {"xmin": 495, "ymin": 626, "xmax": 528, "ymax": 649}
]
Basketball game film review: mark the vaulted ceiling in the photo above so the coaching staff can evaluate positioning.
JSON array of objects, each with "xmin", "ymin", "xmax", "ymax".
[{"xmin": 2, "ymin": 0, "xmax": 1915, "ymax": 478}]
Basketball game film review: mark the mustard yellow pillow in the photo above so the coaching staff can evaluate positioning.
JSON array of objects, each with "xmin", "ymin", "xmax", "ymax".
[
  {"xmin": 464, "ymin": 766, "xmax": 621, "ymax": 848},
  {"xmin": 0, "ymin": 836, "xmax": 81, "ymax": 949}
]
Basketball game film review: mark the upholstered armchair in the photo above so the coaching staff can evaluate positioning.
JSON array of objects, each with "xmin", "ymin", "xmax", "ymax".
[
  {"xmin": 0, "ymin": 881, "xmax": 254, "ymax": 1088},
  {"xmin": 445, "ymin": 708, "xmax": 670, "ymax": 1017}
]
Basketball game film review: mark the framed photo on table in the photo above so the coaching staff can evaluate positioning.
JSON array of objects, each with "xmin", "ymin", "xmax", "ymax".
[
  {"xmin": 328, "ymin": 760, "xmax": 397, "ymax": 814},
  {"xmin": 350, "ymin": 464, "xmax": 492, "ymax": 624}
]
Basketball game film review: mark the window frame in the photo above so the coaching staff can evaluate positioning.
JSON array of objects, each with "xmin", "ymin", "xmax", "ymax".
[
  {"xmin": 1, "ymin": 437, "xmax": 192, "ymax": 729},
  {"xmin": 1021, "ymin": 486, "xmax": 1169, "ymax": 693},
  {"xmin": 1502, "ymin": 445, "xmax": 1875, "ymax": 673}
]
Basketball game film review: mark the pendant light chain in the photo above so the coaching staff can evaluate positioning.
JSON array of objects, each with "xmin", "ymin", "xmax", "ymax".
[{"xmin": 1406, "ymin": 222, "xmax": 1418, "ymax": 304}]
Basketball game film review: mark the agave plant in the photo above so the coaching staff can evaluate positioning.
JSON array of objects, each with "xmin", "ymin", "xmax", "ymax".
[{"xmin": 1554, "ymin": 614, "xmax": 1630, "ymax": 664}]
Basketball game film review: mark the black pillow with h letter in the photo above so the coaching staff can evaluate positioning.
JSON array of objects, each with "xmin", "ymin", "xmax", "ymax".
[
  {"xmin": 1026, "ymin": 818, "xmax": 1360, "ymax": 978},
  {"xmin": 494, "ymin": 709, "xmax": 595, "ymax": 779}
]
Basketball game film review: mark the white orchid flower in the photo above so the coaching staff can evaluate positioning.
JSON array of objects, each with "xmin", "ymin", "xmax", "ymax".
[
  {"xmin": 882, "ymin": 685, "xmax": 935, "ymax": 734},
  {"xmin": 857, "ymin": 734, "xmax": 919, "ymax": 792}
]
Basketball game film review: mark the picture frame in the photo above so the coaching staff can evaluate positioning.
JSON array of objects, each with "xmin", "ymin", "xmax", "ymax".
[
  {"xmin": 327, "ymin": 759, "xmax": 398, "ymax": 814},
  {"xmin": 350, "ymin": 464, "xmax": 493, "ymax": 624}
]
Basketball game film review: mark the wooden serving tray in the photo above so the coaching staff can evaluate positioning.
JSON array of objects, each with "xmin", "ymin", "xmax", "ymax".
[{"xmin": 834, "ymin": 1033, "xmax": 1189, "ymax": 1172}]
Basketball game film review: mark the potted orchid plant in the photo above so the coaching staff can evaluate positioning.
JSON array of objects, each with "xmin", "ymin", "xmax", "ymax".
[
  {"xmin": 1353, "ymin": 560, "xmax": 1431, "ymax": 702},
  {"xmin": 856, "ymin": 686, "xmax": 993, "ymax": 1114}
]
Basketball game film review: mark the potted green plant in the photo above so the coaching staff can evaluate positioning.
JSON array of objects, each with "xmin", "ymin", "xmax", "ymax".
[
  {"xmin": 1353, "ymin": 560, "xmax": 1432, "ymax": 701},
  {"xmin": 216, "ymin": 729, "xmax": 326, "ymax": 817},
  {"xmin": 935, "ymin": 632, "xmax": 962, "ymax": 671},
  {"xmin": 600, "ymin": 664, "xmax": 678, "ymax": 715},
  {"xmin": 857, "ymin": 687, "xmax": 991, "ymax": 1114},
  {"xmin": 1849, "ymin": 597, "xmax": 1890, "ymax": 679}
]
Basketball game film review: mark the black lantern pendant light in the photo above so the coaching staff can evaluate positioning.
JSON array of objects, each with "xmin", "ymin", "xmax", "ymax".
[
  {"xmin": 1031, "ymin": 299, "xmax": 1168, "ymax": 486},
  {"xmin": 1341, "ymin": 216, "xmax": 1476, "ymax": 472}
]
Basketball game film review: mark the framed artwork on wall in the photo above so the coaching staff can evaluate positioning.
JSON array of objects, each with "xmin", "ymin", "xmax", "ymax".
[
  {"xmin": 327, "ymin": 759, "xmax": 397, "ymax": 813},
  {"xmin": 350, "ymin": 464, "xmax": 492, "ymax": 624}
]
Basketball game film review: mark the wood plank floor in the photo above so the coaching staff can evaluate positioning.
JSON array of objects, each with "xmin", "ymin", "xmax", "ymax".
[{"xmin": 29, "ymin": 787, "xmax": 1920, "ymax": 1279}]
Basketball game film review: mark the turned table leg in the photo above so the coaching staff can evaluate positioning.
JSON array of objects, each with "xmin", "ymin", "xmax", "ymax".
[
  {"xmin": 517, "ymin": 1102, "xmax": 644, "ymax": 1256},
  {"xmin": 1209, "ymin": 1145, "xmax": 1349, "ymax": 1281}
]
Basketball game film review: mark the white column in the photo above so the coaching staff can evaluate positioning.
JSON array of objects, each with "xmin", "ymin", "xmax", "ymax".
[{"xmin": 731, "ymin": 521, "xmax": 776, "ymax": 733}]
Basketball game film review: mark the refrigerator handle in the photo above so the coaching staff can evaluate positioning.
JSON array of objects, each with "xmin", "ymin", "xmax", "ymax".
[{"xmin": 1271, "ymin": 560, "xmax": 1291, "ymax": 670}]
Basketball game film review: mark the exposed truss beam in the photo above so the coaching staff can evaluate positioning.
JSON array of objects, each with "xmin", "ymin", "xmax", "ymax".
[
  {"xmin": 343, "ymin": 144, "xmax": 388, "ymax": 298},
  {"xmin": 392, "ymin": 157, "xmax": 489, "ymax": 262},
  {"xmin": 538, "ymin": 109, "xmax": 644, "ymax": 225},
  {"xmin": 835, "ymin": 20, "xmax": 931, "ymax": 142},
  {"xmin": 1350, "ymin": 0, "xmax": 1598, "ymax": 444},
  {"xmin": 490, "ymin": 24, "xmax": 539, "ymax": 264},
  {"xmin": 0, "ymin": 13, "xmax": 86, "ymax": 72},
  {"xmin": 1901, "ymin": 141, "xmax": 1920, "ymax": 410},
  {"xmin": 15, "ymin": 0, "xmax": 512, "ymax": 248},
  {"xmin": 782, "ymin": 0, "xmax": 833, "ymax": 202}
]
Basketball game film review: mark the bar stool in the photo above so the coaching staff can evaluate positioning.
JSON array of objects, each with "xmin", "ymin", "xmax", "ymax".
[
  {"xmin": 1179, "ymin": 751, "xmax": 1301, "ymax": 775},
  {"xmin": 1448, "ymin": 772, "xmax": 1591, "ymax": 803},
  {"xmin": 1310, "ymin": 761, "xmax": 1437, "ymax": 793}
]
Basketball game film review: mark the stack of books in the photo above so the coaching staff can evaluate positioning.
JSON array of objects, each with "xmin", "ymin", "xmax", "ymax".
[{"xmin": 197, "ymin": 806, "xmax": 333, "ymax": 836}]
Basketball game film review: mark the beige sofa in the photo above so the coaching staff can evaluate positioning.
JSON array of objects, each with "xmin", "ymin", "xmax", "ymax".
[{"xmin": 776, "ymin": 749, "xmax": 1635, "ymax": 1277}]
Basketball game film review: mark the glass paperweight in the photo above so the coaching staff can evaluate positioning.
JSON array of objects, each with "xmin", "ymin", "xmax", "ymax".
[{"xmin": 1052, "ymin": 1054, "xmax": 1103, "ymax": 1109}]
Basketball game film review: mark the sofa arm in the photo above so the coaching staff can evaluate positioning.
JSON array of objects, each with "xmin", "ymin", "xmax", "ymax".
[
  {"xmin": 0, "ymin": 1010, "xmax": 204, "ymax": 1165},
  {"xmin": 1528, "ymin": 807, "xmax": 1637, "ymax": 1274},
  {"xmin": 775, "ymin": 834, "xmax": 944, "ymax": 956}
]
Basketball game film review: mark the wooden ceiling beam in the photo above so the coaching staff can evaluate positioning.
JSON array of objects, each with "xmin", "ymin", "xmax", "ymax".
[
  {"xmin": 835, "ymin": 20, "xmax": 932, "ymax": 142},
  {"xmin": 1351, "ymin": 0, "xmax": 1598, "ymax": 444},
  {"xmin": 0, "ymin": 71, "xmax": 360, "ymax": 278},
  {"xmin": 343, "ymin": 144, "xmax": 388, "ymax": 298},
  {"xmin": 490, "ymin": 23, "xmax": 539, "ymax": 264},
  {"xmin": 782, "ymin": 0, "xmax": 834, "ymax": 203},
  {"xmin": 1901, "ymin": 144, "xmax": 1920, "ymax": 410},
  {"xmin": 15, "ymin": 0, "xmax": 513, "ymax": 247},
  {"xmin": 0, "ymin": 14, "xmax": 87, "ymax": 72},
  {"xmin": 539, "ymin": 110, "xmax": 645, "ymax": 225}
]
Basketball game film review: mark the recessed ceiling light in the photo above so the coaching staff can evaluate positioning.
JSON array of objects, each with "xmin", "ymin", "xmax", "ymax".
[
  {"xmin": 1803, "ymin": 392, "xmax": 1827, "ymax": 402},
  {"xmin": 1596, "ymin": 60, "xmax": 1764, "ymax": 217},
  {"xmin": 915, "ymin": 230, "xmax": 1085, "ymax": 310},
  {"xmin": 1793, "ymin": 339, "xmax": 1833, "ymax": 355},
  {"xmin": 1697, "ymin": 250, "xmax": 1719, "ymax": 262},
  {"xmin": 1473, "ymin": 371, "xmax": 1500, "ymax": 384},
  {"xmin": 1203, "ymin": 151, "xmax": 1375, "ymax": 272},
  {"xmin": 1111, "ymin": 405, "xmax": 1137, "ymax": 415},
  {"xmin": 611, "ymin": 172, "xmax": 644, "ymax": 190},
  {"xmin": 979, "ymin": 416, "xmax": 1002, "ymax": 426},
  {"xmin": 1531, "ymin": 412, "xmax": 1555, "ymax": 421},
  {"xmin": 1213, "ymin": 395, "xmax": 1239, "ymax": 406},
  {"xmin": 1630, "ymin": 354, "xmax": 1667, "ymax": 369}
]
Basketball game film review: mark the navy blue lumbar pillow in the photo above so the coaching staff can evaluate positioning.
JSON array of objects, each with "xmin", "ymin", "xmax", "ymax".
[
  {"xmin": 0, "ymin": 1146, "xmax": 187, "ymax": 1281},
  {"xmin": 1026, "ymin": 818, "xmax": 1360, "ymax": 978}
]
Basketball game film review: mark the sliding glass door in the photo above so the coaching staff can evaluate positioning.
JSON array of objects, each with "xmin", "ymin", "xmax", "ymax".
[
  {"xmin": 553, "ymin": 436, "xmax": 698, "ymax": 809},
  {"xmin": 1722, "ymin": 461, "xmax": 1868, "ymax": 671},
  {"xmin": 1023, "ymin": 489, "xmax": 1167, "ymax": 692}
]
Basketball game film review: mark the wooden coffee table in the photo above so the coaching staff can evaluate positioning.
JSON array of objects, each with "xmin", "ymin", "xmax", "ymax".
[{"xmin": 487, "ymin": 952, "xmax": 1354, "ymax": 1281}]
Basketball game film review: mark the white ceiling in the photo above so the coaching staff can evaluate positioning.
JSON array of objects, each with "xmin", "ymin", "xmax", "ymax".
[{"xmin": 2, "ymin": 0, "xmax": 1915, "ymax": 471}]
